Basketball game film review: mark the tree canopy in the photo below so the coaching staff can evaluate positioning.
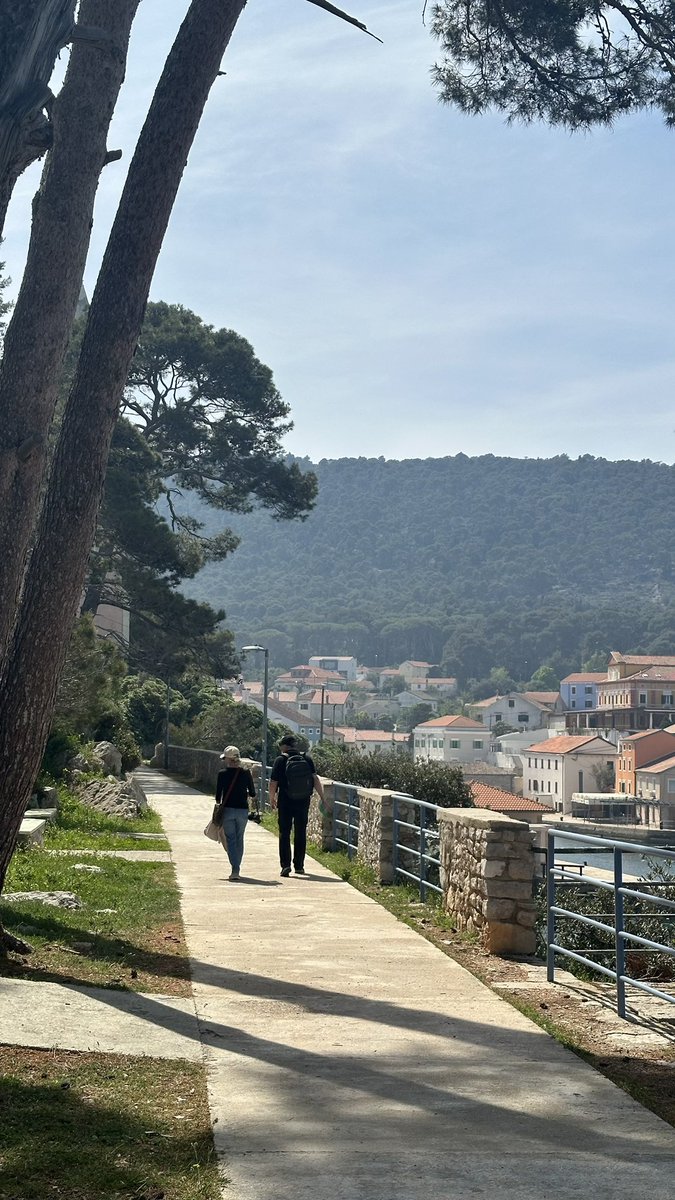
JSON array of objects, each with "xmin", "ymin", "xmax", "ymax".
[
  {"xmin": 430, "ymin": 0, "xmax": 675, "ymax": 128},
  {"xmin": 124, "ymin": 301, "xmax": 317, "ymax": 536}
]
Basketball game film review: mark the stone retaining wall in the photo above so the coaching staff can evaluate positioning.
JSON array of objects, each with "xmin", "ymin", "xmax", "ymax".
[{"xmin": 438, "ymin": 808, "xmax": 536, "ymax": 955}]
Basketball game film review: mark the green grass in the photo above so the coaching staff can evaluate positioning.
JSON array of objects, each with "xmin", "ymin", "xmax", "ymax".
[
  {"xmin": 1, "ymin": 786, "xmax": 189, "ymax": 993},
  {"xmin": 0, "ymin": 1046, "xmax": 222, "ymax": 1199},
  {"xmin": 43, "ymin": 786, "xmax": 166, "ymax": 851}
]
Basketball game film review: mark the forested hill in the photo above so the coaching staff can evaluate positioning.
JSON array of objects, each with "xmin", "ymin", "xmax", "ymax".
[{"xmin": 182, "ymin": 454, "xmax": 675, "ymax": 682}]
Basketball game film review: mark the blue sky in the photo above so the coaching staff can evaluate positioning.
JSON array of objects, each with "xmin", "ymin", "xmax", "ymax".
[{"xmin": 5, "ymin": 0, "xmax": 675, "ymax": 462}]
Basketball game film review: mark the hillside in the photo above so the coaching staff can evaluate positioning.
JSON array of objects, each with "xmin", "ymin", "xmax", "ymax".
[{"xmin": 181, "ymin": 453, "xmax": 675, "ymax": 680}]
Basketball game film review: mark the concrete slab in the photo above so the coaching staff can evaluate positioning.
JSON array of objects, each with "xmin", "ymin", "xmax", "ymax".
[
  {"xmin": 17, "ymin": 818, "xmax": 46, "ymax": 846},
  {"xmin": 0, "ymin": 977, "xmax": 202, "ymax": 1061},
  {"xmin": 137, "ymin": 768, "xmax": 675, "ymax": 1200}
]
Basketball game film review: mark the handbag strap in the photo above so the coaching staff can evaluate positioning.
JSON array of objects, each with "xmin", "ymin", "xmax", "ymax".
[{"xmin": 220, "ymin": 767, "xmax": 240, "ymax": 807}]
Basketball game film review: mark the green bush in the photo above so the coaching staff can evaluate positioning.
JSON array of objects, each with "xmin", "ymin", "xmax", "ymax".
[
  {"xmin": 311, "ymin": 744, "xmax": 473, "ymax": 808},
  {"xmin": 536, "ymin": 858, "xmax": 675, "ymax": 983}
]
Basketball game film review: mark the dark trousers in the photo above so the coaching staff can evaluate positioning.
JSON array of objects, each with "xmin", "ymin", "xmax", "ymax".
[{"xmin": 278, "ymin": 798, "xmax": 311, "ymax": 870}]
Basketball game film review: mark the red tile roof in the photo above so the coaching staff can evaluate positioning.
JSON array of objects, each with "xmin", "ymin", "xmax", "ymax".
[
  {"xmin": 521, "ymin": 691, "xmax": 560, "ymax": 707},
  {"xmin": 525, "ymin": 735, "xmax": 610, "ymax": 754},
  {"xmin": 611, "ymin": 653, "xmax": 675, "ymax": 666},
  {"xmin": 561, "ymin": 673, "xmax": 607, "ymax": 684},
  {"xmin": 417, "ymin": 715, "xmax": 485, "ymax": 730},
  {"xmin": 470, "ymin": 782, "xmax": 550, "ymax": 813},
  {"xmin": 637, "ymin": 753, "xmax": 675, "ymax": 774}
]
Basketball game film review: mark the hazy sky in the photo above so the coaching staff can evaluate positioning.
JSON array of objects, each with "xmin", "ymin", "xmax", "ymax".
[{"xmin": 5, "ymin": 0, "xmax": 675, "ymax": 463}]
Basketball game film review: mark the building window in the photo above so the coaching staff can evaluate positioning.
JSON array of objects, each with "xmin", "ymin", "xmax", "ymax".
[
  {"xmin": 571, "ymin": 686, "xmax": 576, "ymax": 695},
  {"xmin": 451, "ymin": 739, "xmax": 460, "ymax": 749},
  {"xmin": 662, "ymin": 693, "xmax": 674, "ymax": 706},
  {"xmin": 472, "ymin": 740, "xmax": 483, "ymax": 749},
  {"xmin": 639, "ymin": 693, "xmax": 647, "ymax": 704},
  {"xmin": 548, "ymin": 780, "xmax": 551, "ymax": 792},
  {"xmin": 571, "ymin": 700, "xmax": 576, "ymax": 708},
  {"xmin": 667, "ymin": 780, "xmax": 675, "ymax": 794},
  {"xmin": 494, "ymin": 713, "xmax": 502, "ymax": 722},
  {"xmin": 547, "ymin": 759, "xmax": 551, "ymax": 769},
  {"xmin": 528, "ymin": 757, "xmax": 532, "ymax": 768},
  {"xmin": 585, "ymin": 701, "xmax": 592, "ymax": 709},
  {"xmin": 532, "ymin": 780, "xmax": 538, "ymax": 792},
  {"xmin": 554, "ymin": 782, "xmax": 558, "ymax": 794},
  {"xmin": 508, "ymin": 699, "xmax": 515, "ymax": 708},
  {"xmin": 584, "ymin": 686, "xmax": 592, "ymax": 695},
  {"xmin": 518, "ymin": 714, "xmax": 529, "ymax": 723}
]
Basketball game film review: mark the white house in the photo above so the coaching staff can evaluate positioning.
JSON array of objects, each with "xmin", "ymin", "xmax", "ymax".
[
  {"xmin": 413, "ymin": 715, "xmax": 490, "ymax": 765},
  {"xmin": 296, "ymin": 689, "xmax": 350, "ymax": 727},
  {"xmin": 398, "ymin": 660, "xmax": 433, "ymax": 686},
  {"xmin": 468, "ymin": 691, "xmax": 562, "ymax": 731},
  {"xmin": 335, "ymin": 728, "xmax": 410, "ymax": 756},
  {"xmin": 521, "ymin": 734, "xmax": 618, "ymax": 815},
  {"xmin": 308, "ymin": 655, "xmax": 358, "ymax": 682}
]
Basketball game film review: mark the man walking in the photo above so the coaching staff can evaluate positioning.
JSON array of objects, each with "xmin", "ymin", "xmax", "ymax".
[{"xmin": 269, "ymin": 734, "xmax": 324, "ymax": 877}]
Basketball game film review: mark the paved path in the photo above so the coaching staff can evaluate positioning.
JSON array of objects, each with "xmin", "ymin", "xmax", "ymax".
[{"xmin": 137, "ymin": 769, "xmax": 675, "ymax": 1200}]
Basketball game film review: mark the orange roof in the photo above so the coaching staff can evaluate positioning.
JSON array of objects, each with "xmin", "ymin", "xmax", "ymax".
[
  {"xmin": 417, "ymin": 715, "xmax": 484, "ymax": 730},
  {"xmin": 620, "ymin": 729, "xmax": 675, "ymax": 744},
  {"xmin": 521, "ymin": 691, "xmax": 560, "ymax": 707},
  {"xmin": 335, "ymin": 727, "xmax": 408, "ymax": 742},
  {"xmin": 306, "ymin": 690, "xmax": 350, "ymax": 704},
  {"xmin": 471, "ymin": 782, "xmax": 551, "ymax": 813},
  {"xmin": 612, "ymin": 653, "xmax": 675, "ymax": 666},
  {"xmin": 637, "ymin": 753, "xmax": 675, "ymax": 774},
  {"xmin": 561, "ymin": 673, "xmax": 607, "ymax": 684},
  {"xmin": 525, "ymin": 735, "xmax": 609, "ymax": 754}
]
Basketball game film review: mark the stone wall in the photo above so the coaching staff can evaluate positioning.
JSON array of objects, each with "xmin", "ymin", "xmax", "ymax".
[
  {"xmin": 438, "ymin": 808, "xmax": 536, "ymax": 955},
  {"xmin": 155, "ymin": 745, "xmax": 261, "ymax": 794}
]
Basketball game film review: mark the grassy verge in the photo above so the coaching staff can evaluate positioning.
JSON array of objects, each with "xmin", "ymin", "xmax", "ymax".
[
  {"xmin": 0, "ymin": 1046, "xmax": 221, "ymax": 1200},
  {"xmin": 44, "ymin": 786, "xmax": 167, "ymax": 851},
  {"xmin": 1, "ymin": 788, "xmax": 190, "ymax": 994}
]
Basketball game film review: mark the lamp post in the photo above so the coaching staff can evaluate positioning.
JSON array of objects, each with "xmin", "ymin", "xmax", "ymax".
[{"xmin": 242, "ymin": 644, "xmax": 269, "ymax": 810}]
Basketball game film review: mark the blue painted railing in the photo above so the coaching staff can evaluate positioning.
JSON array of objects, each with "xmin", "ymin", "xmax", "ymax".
[
  {"xmin": 392, "ymin": 795, "xmax": 442, "ymax": 900},
  {"xmin": 546, "ymin": 828, "xmax": 675, "ymax": 1019}
]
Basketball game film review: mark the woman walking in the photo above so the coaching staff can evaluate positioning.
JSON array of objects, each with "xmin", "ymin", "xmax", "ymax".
[{"xmin": 215, "ymin": 746, "xmax": 257, "ymax": 881}]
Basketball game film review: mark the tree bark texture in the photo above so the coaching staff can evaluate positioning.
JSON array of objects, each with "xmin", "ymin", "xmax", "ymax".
[
  {"xmin": 0, "ymin": 0, "xmax": 140, "ymax": 669},
  {"xmin": 0, "ymin": 0, "xmax": 248, "ymax": 903},
  {"xmin": 0, "ymin": 0, "xmax": 76, "ymax": 238}
]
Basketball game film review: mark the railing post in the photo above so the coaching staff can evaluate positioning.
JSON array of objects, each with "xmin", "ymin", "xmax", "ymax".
[
  {"xmin": 331, "ymin": 786, "xmax": 338, "ymax": 852},
  {"xmin": 419, "ymin": 803, "xmax": 426, "ymax": 900},
  {"xmin": 614, "ymin": 846, "xmax": 627, "ymax": 1020},
  {"xmin": 392, "ymin": 795, "xmax": 399, "ymax": 883},
  {"xmin": 347, "ymin": 786, "xmax": 354, "ymax": 860},
  {"xmin": 546, "ymin": 829, "xmax": 556, "ymax": 983}
]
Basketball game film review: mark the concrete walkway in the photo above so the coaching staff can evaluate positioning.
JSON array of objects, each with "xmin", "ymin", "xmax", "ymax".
[{"xmin": 135, "ymin": 769, "xmax": 675, "ymax": 1200}]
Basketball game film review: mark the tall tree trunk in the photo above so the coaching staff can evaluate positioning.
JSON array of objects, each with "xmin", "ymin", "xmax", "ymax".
[
  {"xmin": 0, "ymin": 0, "xmax": 77, "ymax": 238},
  {"xmin": 0, "ymin": 0, "xmax": 248, "ymax": 935},
  {"xmin": 0, "ymin": 0, "xmax": 140, "ymax": 666}
]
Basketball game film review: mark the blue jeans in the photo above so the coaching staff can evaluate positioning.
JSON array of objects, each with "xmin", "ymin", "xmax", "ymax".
[{"xmin": 220, "ymin": 807, "xmax": 248, "ymax": 872}]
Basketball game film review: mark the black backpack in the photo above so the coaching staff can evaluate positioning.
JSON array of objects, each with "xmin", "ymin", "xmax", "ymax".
[{"xmin": 284, "ymin": 752, "xmax": 314, "ymax": 801}]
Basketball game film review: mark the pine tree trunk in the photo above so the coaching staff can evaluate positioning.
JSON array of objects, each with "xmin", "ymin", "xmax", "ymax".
[
  {"xmin": 0, "ymin": 0, "xmax": 247, "ymax": 937},
  {"xmin": 0, "ymin": 0, "xmax": 77, "ymax": 238},
  {"xmin": 0, "ymin": 0, "xmax": 140, "ymax": 668}
]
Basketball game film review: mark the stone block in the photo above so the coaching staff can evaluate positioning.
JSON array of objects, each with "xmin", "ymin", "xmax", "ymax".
[
  {"xmin": 17, "ymin": 818, "xmax": 47, "ymax": 846},
  {"xmin": 484, "ymin": 880, "xmax": 533, "ymax": 901},
  {"xmin": 506, "ymin": 858, "xmax": 535, "ymax": 881},
  {"xmin": 484, "ymin": 897, "xmax": 516, "ymax": 921},
  {"xmin": 483, "ymin": 921, "xmax": 537, "ymax": 956},
  {"xmin": 516, "ymin": 908, "xmax": 537, "ymax": 928},
  {"xmin": 24, "ymin": 808, "xmax": 58, "ymax": 825},
  {"xmin": 481, "ymin": 859, "xmax": 507, "ymax": 878}
]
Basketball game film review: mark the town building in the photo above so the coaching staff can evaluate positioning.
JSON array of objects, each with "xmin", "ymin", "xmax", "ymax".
[
  {"xmin": 413, "ymin": 715, "xmax": 490, "ymax": 765},
  {"xmin": 468, "ymin": 691, "xmax": 562, "ymax": 731},
  {"xmin": 634, "ymin": 755, "xmax": 675, "ymax": 828},
  {"xmin": 334, "ymin": 728, "xmax": 410, "ymax": 756},
  {"xmin": 561, "ymin": 672, "xmax": 607, "ymax": 732},
  {"xmin": 308, "ymin": 655, "xmax": 358, "ymax": 682},
  {"xmin": 520, "ymin": 734, "xmax": 617, "ymax": 815},
  {"xmin": 596, "ymin": 664, "xmax": 675, "ymax": 732},
  {"xmin": 616, "ymin": 728, "xmax": 675, "ymax": 795}
]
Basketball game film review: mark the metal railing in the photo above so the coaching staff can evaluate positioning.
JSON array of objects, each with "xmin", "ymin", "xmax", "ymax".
[
  {"xmin": 331, "ymin": 782, "xmax": 360, "ymax": 858},
  {"xmin": 392, "ymin": 795, "xmax": 442, "ymax": 900},
  {"xmin": 546, "ymin": 828, "xmax": 675, "ymax": 1019}
]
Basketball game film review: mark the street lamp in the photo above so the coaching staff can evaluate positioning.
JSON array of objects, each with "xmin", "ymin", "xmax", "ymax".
[{"xmin": 242, "ymin": 645, "xmax": 269, "ymax": 810}]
